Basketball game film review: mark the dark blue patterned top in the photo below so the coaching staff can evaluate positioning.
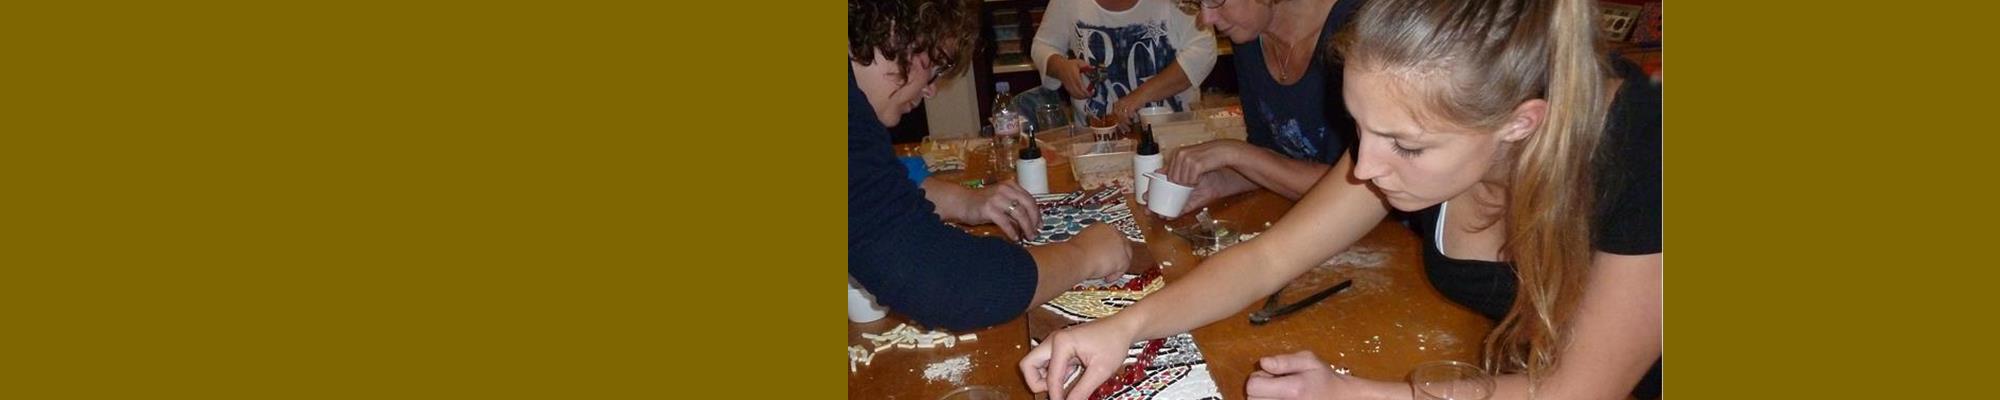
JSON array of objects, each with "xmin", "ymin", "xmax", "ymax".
[{"xmin": 1235, "ymin": 0, "xmax": 1364, "ymax": 164}]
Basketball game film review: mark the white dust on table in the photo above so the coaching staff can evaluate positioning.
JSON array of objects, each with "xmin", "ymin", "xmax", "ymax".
[
  {"xmin": 1416, "ymin": 329, "xmax": 1461, "ymax": 352},
  {"xmin": 1280, "ymin": 245, "xmax": 1394, "ymax": 295},
  {"xmin": 1323, "ymin": 245, "xmax": 1390, "ymax": 269},
  {"xmin": 923, "ymin": 355, "xmax": 973, "ymax": 385},
  {"xmin": 1352, "ymin": 329, "xmax": 1466, "ymax": 356}
]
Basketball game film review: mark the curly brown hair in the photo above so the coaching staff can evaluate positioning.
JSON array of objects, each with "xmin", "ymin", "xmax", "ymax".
[{"xmin": 849, "ymin": 0, "xmax": 979, "ymax": 79}]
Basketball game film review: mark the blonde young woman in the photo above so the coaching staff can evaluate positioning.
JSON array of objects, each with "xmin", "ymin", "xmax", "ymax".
[{"xmin": 1019, "ymin": 0, "xmax": 1662, "ymax": 398}]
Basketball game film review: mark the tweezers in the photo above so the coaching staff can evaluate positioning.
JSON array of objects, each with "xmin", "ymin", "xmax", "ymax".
[{"xmin": 1249, "ymin": 280, "xmax": 1352, "ymax": 325}]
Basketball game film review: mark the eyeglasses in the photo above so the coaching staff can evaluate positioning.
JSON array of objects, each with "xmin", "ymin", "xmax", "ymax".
[
  {"xmin": 925, "ymin": 60, "xmax": 953, "ymax": 86},
  {"xmin": 903, "ymin": 59, "xmax": 954, "ymax": 87}
]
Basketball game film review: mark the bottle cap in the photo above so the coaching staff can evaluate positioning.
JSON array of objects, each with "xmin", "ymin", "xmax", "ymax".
[
  {"xmin": 1018, "ymin": 137, "xmax": 1042, "ymax": 159},
  {"xmin": 1137, "ymin": 125, "xmax": 1159, "ymax": 155}
]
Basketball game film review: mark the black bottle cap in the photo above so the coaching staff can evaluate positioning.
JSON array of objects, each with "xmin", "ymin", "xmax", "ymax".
[
  {"xmin": 1019, "ymin": 137, "xmax": 1042, "ymax": 160},
  {"xmin": 1137, "ymin": 125, "xmax": 1159, "ymax": 155}
]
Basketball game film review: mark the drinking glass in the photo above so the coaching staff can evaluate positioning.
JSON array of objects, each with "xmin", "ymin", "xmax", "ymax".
[{"xmin": 1410, "ymin": 361, "xmax": 1494, "ymax": 400}]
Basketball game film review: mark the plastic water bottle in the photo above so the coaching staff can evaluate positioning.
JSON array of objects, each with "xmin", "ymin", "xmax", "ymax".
[
  {"xmin": 990, "ymin": 82, "xmax": 1023, "ymax": 177},
  {"xmin": 991, "ymin": 82, "xmax": 1022, "ymax": 138}
]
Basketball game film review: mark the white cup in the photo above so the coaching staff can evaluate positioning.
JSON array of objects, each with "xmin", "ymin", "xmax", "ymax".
[
  {"xmin": 1144, "ymin": 172, "xmax": 1194, "ymax": 218},
  {"xmin": 847, "ymin": 278, "xmax": 888, "ymax": 323},
  {"xmin": 1090, "ymin": 124, "xmax": 1119, "ymax": 141}
]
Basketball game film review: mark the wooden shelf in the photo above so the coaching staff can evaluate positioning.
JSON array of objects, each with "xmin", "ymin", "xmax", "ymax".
[{"xmin": 993, "ymin": 63, "xmax": 1035, "ymax": 74}]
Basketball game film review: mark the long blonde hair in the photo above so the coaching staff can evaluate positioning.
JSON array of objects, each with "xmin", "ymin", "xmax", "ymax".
[{"xmin": 1333, "ymin": 0, "xmax": 1609, "ymax": 385}]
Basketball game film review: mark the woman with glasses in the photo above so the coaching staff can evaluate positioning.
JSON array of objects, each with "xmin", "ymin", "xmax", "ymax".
[
  {"xmin": 849, "ymin": 0, "xmax": 1135, "ymax": 331},
  {"xmin": 1031, "ymin": 0, "xmax": 1219, "ymax": 123},
  {"xmin": 1158, "ymin": 0, "xmax": 1366, "ymax": 217}
]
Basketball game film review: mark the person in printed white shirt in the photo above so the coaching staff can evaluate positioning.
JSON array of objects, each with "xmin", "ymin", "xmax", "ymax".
[{"xmin": 1032, "ymin": 0, "xmax": 1217, "ymax": 122}]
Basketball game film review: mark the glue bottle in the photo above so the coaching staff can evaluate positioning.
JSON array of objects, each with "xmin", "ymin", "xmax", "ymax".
[
  {"xmin": 1133, "ymin": 124, "xmax": 1162, "ymax": 203},
  {"xmin": 1016, "ymin": 135, "xmax": 1049, "ymax": 194}
]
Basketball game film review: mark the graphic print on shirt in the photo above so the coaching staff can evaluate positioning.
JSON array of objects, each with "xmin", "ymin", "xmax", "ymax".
[
  {"xmin": 1254, "ymin": 97, "xmax": 1324, "ymax": 160},
  {"xmin": 1072, "ymin": 21, "xmax": 1185, "ymax": 115}
]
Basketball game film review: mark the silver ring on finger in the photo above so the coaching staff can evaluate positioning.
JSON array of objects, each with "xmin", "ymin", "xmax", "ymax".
[{"xmin": 1006, "ymin": 203, "xmax": 1018, "ymax": 213}]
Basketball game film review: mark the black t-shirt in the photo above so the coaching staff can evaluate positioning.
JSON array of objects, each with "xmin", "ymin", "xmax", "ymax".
[
  {"xmin": 1236, "ymin": 0, "xmax": 1363, "ymax": 165},
  {"xmin": 1397, "ymin": 56, "xmax": 1662, "ymax": 398}
]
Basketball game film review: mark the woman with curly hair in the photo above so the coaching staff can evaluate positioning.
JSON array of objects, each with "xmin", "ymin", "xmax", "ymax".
[
  {"xmin": 849, "ymin": 0, "xmax": 1134, "ymax": 331},
  {"xmin": 1020, "ymin": 0, "xmax": 1662, "ymax": 398}
]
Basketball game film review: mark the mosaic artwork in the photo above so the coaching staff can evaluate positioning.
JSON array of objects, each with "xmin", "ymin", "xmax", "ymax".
[
  {"xmin": 1022, "ymin": 189, "xmax": 1145, "ymax": 246},
  {"xmin": 1031, "ymin": 269, "xmax": 1221, "ymax": 400},
  {"xmin": 1044, "ymin": 268, "xmax": 1166, "ymax": 321}
]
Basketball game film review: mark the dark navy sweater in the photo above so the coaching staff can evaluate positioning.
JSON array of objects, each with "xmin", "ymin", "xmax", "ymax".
[{"xmin": 847, "ymin": 69, "xmax": 1038, "ymax": 331}]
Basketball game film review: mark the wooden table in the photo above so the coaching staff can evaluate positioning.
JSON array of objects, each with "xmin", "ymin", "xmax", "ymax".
[{"xmin": 851, "ymin": 138, "xmax": 1492, "ymax": 399}]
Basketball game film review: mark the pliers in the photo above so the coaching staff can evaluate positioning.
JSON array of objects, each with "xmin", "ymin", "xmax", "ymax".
[{"xmin": 1248, "ymin": 280, "xmax": 1352, "ymax": 325}]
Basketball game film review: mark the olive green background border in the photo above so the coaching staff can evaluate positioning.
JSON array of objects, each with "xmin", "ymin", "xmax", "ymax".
[{"xmin": 6, "ymin": 1, "xmax": 1997, "ymax": 398}]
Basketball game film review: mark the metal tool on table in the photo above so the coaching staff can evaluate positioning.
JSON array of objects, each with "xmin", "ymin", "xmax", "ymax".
[
  {"xmin": 1249, "ymin": 279, "xmax": 1353, "ymax": 325},
  {"xmin": 1161, "ymin": 207, "xmax": 1344, "ymax": 325}
]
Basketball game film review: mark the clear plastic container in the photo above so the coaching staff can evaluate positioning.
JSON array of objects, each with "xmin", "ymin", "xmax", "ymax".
[{"xmin": 1068, "ymin": 139, "xmax": 1135, "ymax": 192}]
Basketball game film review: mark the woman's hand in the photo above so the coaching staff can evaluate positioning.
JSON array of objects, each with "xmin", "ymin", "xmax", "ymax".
[
  {"xmin": 1019, "ymin": 316, "xmax": 1144, "ymax": 400},
  {"xmin": 1246, "ymin": 350, "xmax": 1403, "ymax": 400},
  {"xmin": 1167, "ymin": 140, "xmax": 1256, "ymax": 185},
  {"xmin": 933, "ymin": 180, "xmax": 1042, "ymax": 241},
  {"xmin": 1174, "ymin": 169, "xmax": 1256, "ymax": 216},
  {"xmin": 1048, "ymin": 56, "xmax": 1095, "ymax": 100},
  {"xmin": 1109, "ymin": 96, "xmax": 1144, "ymax": 124}
]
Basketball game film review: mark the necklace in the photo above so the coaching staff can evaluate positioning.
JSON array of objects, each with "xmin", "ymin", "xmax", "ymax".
[{"xmin": 1261, "ymin": 33, "xmax": 1299, "ymax": 83}]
